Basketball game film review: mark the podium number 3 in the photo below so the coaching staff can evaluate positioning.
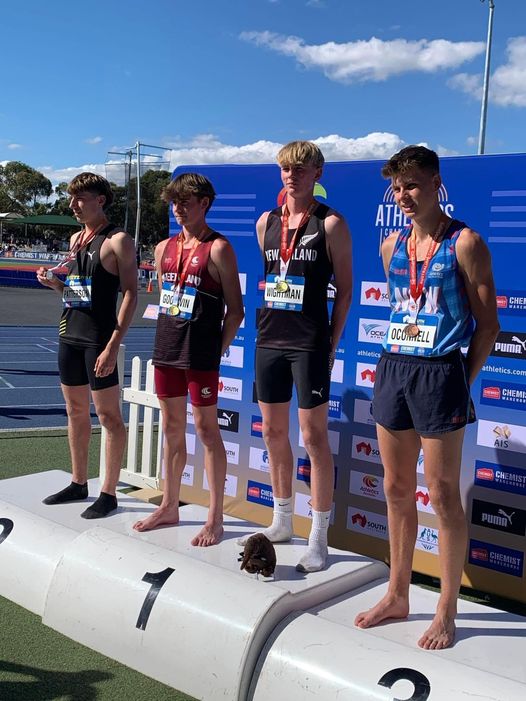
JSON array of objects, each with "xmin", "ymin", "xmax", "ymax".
[
  {"xmin": 0, "ymin": 518, "xmax": 14, "ymax": 545},
  {"xmin": 136, "ymin": 567, "xmax": 175, "ymax": 630}
]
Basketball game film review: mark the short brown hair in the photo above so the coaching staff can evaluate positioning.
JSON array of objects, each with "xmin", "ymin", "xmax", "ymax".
[
  {"xmin": 381, "ymin": 146, "xmax": 440, "ymax": 179},
  {"xmin": 277, "ymin": 141, "xmax": 325, "ymax": 169},
  {"xmin": 67, "ymin": 172, "xmax": 114, "ymax": 209},
  {"xmin": 162, "ymin": 172, "xmax": 216, "ymax": 212}
]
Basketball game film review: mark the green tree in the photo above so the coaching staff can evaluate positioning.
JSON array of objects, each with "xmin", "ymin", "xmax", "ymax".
[
  {"xmin": 127, "ymin": 169, "xmax": 171, "ymax": 247},
  {"xmin": 0, "ymin": 161, "xmax": 52, "ymax": 209}
]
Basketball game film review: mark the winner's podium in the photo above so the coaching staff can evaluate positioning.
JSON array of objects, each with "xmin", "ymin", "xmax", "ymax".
[
  {"xmin": 0, "ymin": 470, "xmax": 386, "ymax": 701},
  {"xmin": 1, "ymin": 470, "xmax": 525, "ymax": 701}
]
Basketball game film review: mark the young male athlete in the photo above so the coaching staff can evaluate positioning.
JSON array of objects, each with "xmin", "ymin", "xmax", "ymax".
[
  {"xmin": 240, "ymin": 141, "xmax": 353, "ymax": 572},
  {"xmin": 133, "ymin": 173, "xmax": 244, "ymax": 546},
  {"xmin": 354, "ymin": 146, "xmax": 499, "ymax": 649},
  {"xmin": 36, "ymin": 173, "xmax": 138, "ymax": 518}
]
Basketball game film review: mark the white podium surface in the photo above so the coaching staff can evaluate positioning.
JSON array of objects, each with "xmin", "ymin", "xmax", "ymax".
[{"xmin": 0, "ymin": 470, "xmax": 387, "ymax": 701}]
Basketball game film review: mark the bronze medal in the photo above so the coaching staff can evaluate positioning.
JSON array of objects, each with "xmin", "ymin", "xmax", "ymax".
[
  {"xmin": 404, "ymin": 323, "xmax": 420, "ymax": 338},
  {"xmin": 169, "ymin": 305, "xmax": 180, "ymax": 316},
  {"xmin": 275, "ymin": 280, "xmax": 289, "ymax": 293}
]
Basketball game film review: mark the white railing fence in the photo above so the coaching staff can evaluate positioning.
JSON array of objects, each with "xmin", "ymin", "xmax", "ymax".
[{"xmin": 99, "ymin": 350, "xmax": 163, "ymax": 490}]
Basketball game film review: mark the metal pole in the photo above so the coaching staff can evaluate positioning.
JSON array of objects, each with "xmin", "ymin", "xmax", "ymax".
[
  {"xmin": 134, "ymin": 141, "xmax": 141, "ymax": 249},
  {"xmin": 123, "ymin": 151, "xmax": 131, "ymax": 233},
  {"xmin": 478, "ymin": 0, "xmax": 495, "ymax": 155}
]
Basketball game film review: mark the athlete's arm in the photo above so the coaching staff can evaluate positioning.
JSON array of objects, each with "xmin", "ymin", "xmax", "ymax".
[
  {"xmin": 326, "ymin": 213, "xmax": 353, "ymax": 352},
  {"xmin": 380, "ymin": 233, "xmax": 398, "ymax": 280},
  {"xmin": 94, "ymin": 231, "xmax": 138, "ymax": 377},
  {"xmin": 209, "ymin": 238, "xmax": 244, "ymax": 356},
  {"xmin": 256, "ymin": 212, "xmax": 270, "ymax": 254},
  {"xmin": 456, "ymin": 228, "xmax": 500, "ymax": 384},
  {"xmin": 154, "ymin": 239, "xmax": 169, "ymax": 294}
]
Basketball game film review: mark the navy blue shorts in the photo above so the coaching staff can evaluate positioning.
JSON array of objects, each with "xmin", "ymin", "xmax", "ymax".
[
  {"xmin": 255, "ymin": 346, "xmax": 330, "ymax": 409},
  {"xmin": 372, "ymin": 350, "xmax": 475, "ymax": 436},
  {"xmin": 58, "ymin": 341, "xmax": 119, "ymax": 391}
]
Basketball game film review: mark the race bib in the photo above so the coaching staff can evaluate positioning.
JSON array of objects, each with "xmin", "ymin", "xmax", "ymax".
[
  {"xmin": 63, "ymin": 276, "xmax": 92, "ymax": 308},
  {"xmin": 264, "ymin": 275, "xmax": 304, "ymax": 312},
  {"xmin": 385, "ymin": 312, "xmax": 439, "ymax": 356},
  {"xmin": 159, "ymin": 282, "xmax": 196, "ymax": 320}
]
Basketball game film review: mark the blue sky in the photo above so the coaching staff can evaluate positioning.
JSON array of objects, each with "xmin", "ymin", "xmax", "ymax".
[{"xmin": 1, "ymin": 0, "xmax": 525, "ymax": 185}]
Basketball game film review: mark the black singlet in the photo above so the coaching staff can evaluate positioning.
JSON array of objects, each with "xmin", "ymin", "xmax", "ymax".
[
  {"xmin": 257, "ymin": 203, "xmax": 334, "ymax": 351},
  {"xmin": 58, "ymin": 224, "xmax": 121, "ymax": 348}
]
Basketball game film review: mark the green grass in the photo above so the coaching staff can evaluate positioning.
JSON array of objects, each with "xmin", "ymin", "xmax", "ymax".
[{"xmin": 0, "ymin": 429, "xmax": 196, "ymax": 701}]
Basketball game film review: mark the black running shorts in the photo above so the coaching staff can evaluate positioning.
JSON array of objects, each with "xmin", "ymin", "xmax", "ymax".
[
  {"xmin": 58, "ymin": 341, "xmax": 119, "ymax": 391},
  {"xmin": 255, "ymin": 346, "xmax": 330, "ymax": 409},
  {"xmin": 372, "ymin": 349, "xmax": 475, "ymax": 435}
]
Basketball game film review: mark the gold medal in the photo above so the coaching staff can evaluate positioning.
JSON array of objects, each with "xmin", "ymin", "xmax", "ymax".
[
  {"xmin": 404, "ymin": 323, "xmax": 420, "ymax": 338},
  {"xmin": 169, "ymin": 305, "xmax": 180, "ymax": 316},
  {"xmin": 275, "ymin": 280, "xmax": 289, "ymax": 293}
]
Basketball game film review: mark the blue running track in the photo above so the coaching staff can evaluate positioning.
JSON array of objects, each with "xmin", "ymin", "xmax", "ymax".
[{"xmin": 0, "ymin": 326, "xmax": 156, "ymax": 431}]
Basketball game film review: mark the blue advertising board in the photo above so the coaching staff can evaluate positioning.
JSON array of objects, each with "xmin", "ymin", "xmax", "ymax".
[{"xmin": 173, "ymin": 154, "xmax": 526, "ymax": 602}]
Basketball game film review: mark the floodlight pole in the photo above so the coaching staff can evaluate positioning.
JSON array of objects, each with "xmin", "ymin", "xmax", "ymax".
[
  {"xmin": 478, "ymin": 0, "xmax": 495, "ymax": 155},
  {"xmin": 135, "ymin": 141, "xmax": 141, "ymax": 248}
]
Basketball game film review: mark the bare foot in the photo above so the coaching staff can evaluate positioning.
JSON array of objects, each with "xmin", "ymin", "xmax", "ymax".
[
  {"xmin": 133, "ymin": 505, "xmax": 180, "ymax": 532},
  {"xmin": 418, "ymin": 613, "xmax": 456, "ymax": 650},
  {"xmin": 354, "ymin": 594, "xmax": 409, "ymax": 629},
  {"xmin": 191, "ymin": 522, "xmax": 224, "ymax": 547}
]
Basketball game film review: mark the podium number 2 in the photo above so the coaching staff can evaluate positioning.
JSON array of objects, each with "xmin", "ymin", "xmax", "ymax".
[
  {"xmin": 136, "ymin": 567, "xmax": 175, "ymax": 631},
  {"xmin": 0, "ymin": 518, "xmax": 14, "ymax": 545}
]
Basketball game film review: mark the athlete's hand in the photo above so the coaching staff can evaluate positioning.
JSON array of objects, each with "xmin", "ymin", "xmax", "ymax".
[
  {"xmin": 36, "ymin": 267, "xmax": 58, "ymax": 289},
  {"xmin": 94, "ymin": 345, "xmax": 118, "ymax": 377}
]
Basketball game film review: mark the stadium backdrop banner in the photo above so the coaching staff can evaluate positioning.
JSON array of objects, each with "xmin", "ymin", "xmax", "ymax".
[{"xmin": 168, "ymin": 155, "xmax": 526, "ymax": 603}]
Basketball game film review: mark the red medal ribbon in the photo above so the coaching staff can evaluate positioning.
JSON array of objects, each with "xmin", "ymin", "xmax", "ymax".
[
  {"xmin": 173, "ymin": 231, "xmax": 206, "ymax": 292},
  {"xmin": 280, "ymin": 201, "xmax": 317, "ymax": 264},
  {"xmin": 408, "ymin": 217, "xmax": 447, "ymax": 305},
  {"xmin": 49, "ymin": 221, "xmax": 108, "ymax": 272}
]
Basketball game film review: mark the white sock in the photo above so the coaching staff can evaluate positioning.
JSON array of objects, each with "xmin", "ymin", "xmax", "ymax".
[
  {"xmin": 296, "ymin": 509, "xmax": 330, "ymax": 573},
  {"xmin": 237, "ymin": 496, "xmax": 293, "ymax": 545}
]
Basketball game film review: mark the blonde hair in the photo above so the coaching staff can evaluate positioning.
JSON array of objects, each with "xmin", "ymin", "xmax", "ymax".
[{"xmin": 277, "ymin": 141, "xmax": 325, "ymax": 169}]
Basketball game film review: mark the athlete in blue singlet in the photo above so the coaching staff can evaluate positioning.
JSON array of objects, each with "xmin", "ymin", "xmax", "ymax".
[{"xmin": 354, "ymin": 146, "xmax": 499, "ymax": 650}]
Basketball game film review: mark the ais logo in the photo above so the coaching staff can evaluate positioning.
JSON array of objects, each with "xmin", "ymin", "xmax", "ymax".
[{"xmin": 375, "ymin": 181, "xmax": 454, "ymax": 251}]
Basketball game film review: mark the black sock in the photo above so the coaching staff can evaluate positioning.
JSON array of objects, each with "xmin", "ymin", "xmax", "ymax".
[
  {"xmin": 80, "ymin": 492, "xmax": 118, "ymax": 520},
  {"xmin": 43, "ymin": 481, "xmax": 88, "ymax": 505}
]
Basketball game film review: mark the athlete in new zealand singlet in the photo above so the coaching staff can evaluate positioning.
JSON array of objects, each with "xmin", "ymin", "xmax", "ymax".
[
  {"xmin": 239, "ymin": 141, "xmax": 353, "ymax": 575},
  {"xmin": 36, "ymin": 173, "xmax": 138, "ymax": 519},
  {"xmin": 133, "ymin": 173, "xmax": 244, "ymax": 547}
]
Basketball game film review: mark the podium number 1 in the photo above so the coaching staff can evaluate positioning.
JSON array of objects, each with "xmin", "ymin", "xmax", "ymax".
[{"xmin": 136, "ymin": 567, "xmax": 175, "ymax": 630}]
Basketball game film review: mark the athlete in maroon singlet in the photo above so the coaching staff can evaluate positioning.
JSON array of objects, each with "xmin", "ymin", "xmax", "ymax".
[{"xmin": 133, "ymin": 173, "xmax": 244, "ymax": 546}]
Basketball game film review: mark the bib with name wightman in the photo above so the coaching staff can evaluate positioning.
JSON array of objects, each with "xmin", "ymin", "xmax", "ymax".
[{"xmin": 264, "ymin": 275, "xmax": 304, "ymax": 311}]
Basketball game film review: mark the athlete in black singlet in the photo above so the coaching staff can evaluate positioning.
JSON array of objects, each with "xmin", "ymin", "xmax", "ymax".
[
  {"xmin": 36, "ymin": 173, "xmax": 137, "ymax": 519},
  {"xmin": 239, "ymin": 141, "xmax": 353, "ymax": 573}
]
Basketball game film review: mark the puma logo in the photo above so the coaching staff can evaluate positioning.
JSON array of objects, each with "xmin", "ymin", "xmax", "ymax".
[
  {"xmin": 87, "ymin": 251, "xmax": 95, "ymax": 261},
  {"xmin": 311, "ymin": 387, "xmax": 323, "ymax": 398}
]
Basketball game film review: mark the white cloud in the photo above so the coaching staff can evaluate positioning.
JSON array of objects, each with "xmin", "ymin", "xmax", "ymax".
[
  {"xmin": 163, "ymin": 132, "xmax": 408, "ymax": 169},
  {"xmin": 22, "ymin": 131, "xmax": 444, "ymax": 186},
  {"xmin": 449, "ymin": 36, "xmax": 526, "ymax": 107},
  {"xmin": 85, "ymin": 136, "xmax": 103, "ymax": 145},
  {"xmin": 240, "ymin": 31, "xmax": 485, "ymax": 83},
  {"xmin": 466, "ymin": 135, "xmax": 477, "ymax": 146},
  {"xmin": 7, "ymin": 143, "xmax": 23, "ymax": 150}
]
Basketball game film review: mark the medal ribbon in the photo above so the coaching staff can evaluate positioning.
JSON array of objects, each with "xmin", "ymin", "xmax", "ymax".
[
  {"xmin": 407, "ymin": 217, "xmax": 446, "ymax": 320},
  {"xmin": 48, "ymin": 222, "xmax": 108, "ymax": 273},
  {"xmin": 279, "ymin": 200, "xmax": 317, "ymax": 280},
  {"xmin": 172, "ymin": 232, "xmax": 204, "ymax": 303}
]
